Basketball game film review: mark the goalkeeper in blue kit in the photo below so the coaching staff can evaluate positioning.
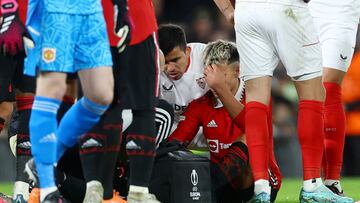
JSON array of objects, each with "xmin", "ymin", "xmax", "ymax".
[{"xmin": 24, "ymin": 0, "xmax": 114, "ymax": 202}]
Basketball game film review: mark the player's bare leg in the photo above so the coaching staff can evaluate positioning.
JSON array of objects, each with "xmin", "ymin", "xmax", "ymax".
[
  {"xmin": 28, "ymin": 72, "xmax": 67, "ymax": 201},
  {"xmin": 65, "ymin": 66, "xmax": 114, "ymax": 203},
  {"xmin": 36, "ymin": 73, "xmax": 68, "ymax": 99},
  {"xmin": 0, "ymin": 101, "xmax": 13, "ymax": 133},
  {"xmin": 78, "ymin": 67, "xmax": 114, "ymax": 106},
  {"xmin": 28, "ymin": 68, "xmax": 114, "ymax": 202}
]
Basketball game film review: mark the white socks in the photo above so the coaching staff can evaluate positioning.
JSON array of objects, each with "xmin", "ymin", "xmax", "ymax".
[
  {"xmin": 40, "ymin": 187, "xmax": 57, "ymax": 202},
  {"xmin": 12, "ymin": 181, "xmax": 29, "ymax": 200},
  {"xmin": 86, "ymin": 180, "xmax": 102, "ymax": 188},
  {"xmin": 324, "ymin": 179, "xmax": 342, "ymax": 191},
  {"xmin": 254, "ymin": 179, "xmax": 271, "ymax": 195},
  {"xmin": 303, "ymin": 178, "xmax": 323, "ymax": 192},
  {"xmin": 129, "ymin": 185, "xmax": 149, "ymax": 194}
]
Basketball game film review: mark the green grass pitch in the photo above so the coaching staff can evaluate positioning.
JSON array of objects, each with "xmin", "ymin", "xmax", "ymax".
[
  {"xmin": 276, "ymin": 178, "xmax": 360, "ymax": 202},
  {"xmin": 1, "ymin": 178, "xmax": 360, "ymax": 202}
]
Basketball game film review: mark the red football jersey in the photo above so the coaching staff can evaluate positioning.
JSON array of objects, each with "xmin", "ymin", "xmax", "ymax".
[
  {"xmin": 169, "ymin": 91, "xmax": 246, "ymax": 163},
  {"xmin": 102, "ymin": 0, "xmax": 118, "ymax": 47},
  {"xmin": 128, "ymin": 0, "xmax": 157, "ymax": 45},
  {"xmin": 102, "ymin": 0, "xmax": 158, "ymax": 47}
]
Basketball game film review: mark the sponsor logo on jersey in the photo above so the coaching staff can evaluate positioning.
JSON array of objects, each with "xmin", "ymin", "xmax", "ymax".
[
  {"xmin": 207, "ymin": 139, "xmax": 219, "ymax": 153},
  {"xmin": 207, "ymin": 139, "xmax": 232, "ymax": 153},
  {"xmin": 174, "ymin": 104, "xmax": 187, "ymax": 113},
  {"xmin": 162, "ymin": 84, "xmax": 174, "ymax": 91},
  {"xmin": 340, "ymin": 54, "xmax": 348, "ymax": 61},
  {"xmin": 207, "ymin": 119, "xmax": 218, "ymax": 128},
  {"xmin": 196, "ymin": 77, "xmax": 206, "ymax": 89},
  {"xmin": 42, "ymin": 48, "xmax": 56, "ymax": 63}
]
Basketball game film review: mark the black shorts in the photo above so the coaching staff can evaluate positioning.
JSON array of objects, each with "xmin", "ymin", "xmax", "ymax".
[
  {"xmin": 112, "ymin": 34, "xmax": 159, "ymax": 110},
  {"xmin": 0, "ymin": 54, "xmax": 36, "ymax": 102},
  {"xmin": 211, "ymin": 142, "xmax": 253, "ymax": 202}
]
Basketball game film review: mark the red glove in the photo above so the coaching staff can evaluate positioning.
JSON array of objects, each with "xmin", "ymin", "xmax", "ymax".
[{"xmin": 0, "ymin": 0, "xmax": 33, "ymax": 56}]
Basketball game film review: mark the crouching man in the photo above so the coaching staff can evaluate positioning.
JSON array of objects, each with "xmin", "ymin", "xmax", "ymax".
[{"xmin": 165, "ymin": 40, "xmax": 281, "ymax": 203}]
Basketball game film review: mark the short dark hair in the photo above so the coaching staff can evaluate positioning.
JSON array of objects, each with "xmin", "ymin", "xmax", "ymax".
[{"xmin": 158, "ymin": 24, "xmax": 187, "ymax": 56}]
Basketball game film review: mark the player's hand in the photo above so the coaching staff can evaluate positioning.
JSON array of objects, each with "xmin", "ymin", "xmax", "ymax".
[
  {"xmin": 204, "ymin": 64, "xmax": 227, "ymax": 92},
  {"xmin": 113, "ymin": 0, "xmax": 132, "ymax": 53},
  {"xmin": 0, "ymin": 0, "xmax": 34, "ymax": 56}
]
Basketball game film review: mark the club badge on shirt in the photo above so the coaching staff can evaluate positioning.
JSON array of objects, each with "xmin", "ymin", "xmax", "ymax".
[{"xmin": 196, "ymin": 77, "xmax": 206, "ymax": 89}]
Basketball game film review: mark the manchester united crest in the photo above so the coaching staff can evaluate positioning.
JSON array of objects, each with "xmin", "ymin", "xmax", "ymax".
[{"xmin": 42, "ymin": 48, "xmax": 56, "ymax": 63}]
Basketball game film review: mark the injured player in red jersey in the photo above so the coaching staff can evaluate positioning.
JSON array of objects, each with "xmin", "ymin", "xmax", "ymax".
[{"xmin": 165, "ymin": 40, "xmax": 282, "ymax": 203}]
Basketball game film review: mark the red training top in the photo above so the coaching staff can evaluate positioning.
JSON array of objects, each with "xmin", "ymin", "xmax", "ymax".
[
  {"xmin": 102, "ymin": 0, "xmax": 158, "ymax": 47},
  {"xmin": 169, "ymin": 91, "xmax": 246, "ymax": 163}
]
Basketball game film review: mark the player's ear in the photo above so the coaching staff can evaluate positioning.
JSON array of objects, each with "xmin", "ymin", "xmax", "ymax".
[
  {"xmin": 233, "ymin": 62, "xmax": 240, "ymax": 78},
  {"xmin": 185, "ymin": 46, "xmax": 191, "ymax": 58}
]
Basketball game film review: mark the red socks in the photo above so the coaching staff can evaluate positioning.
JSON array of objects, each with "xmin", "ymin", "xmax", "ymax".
[
  {"xmin": 16, "ymin": 95, "xmax": 34, "ymax": 111},
  {"xmin": 245, "ymin": 101, "xmax": 269, "ymax": 181},
  {"xmin": 323, "ymin": 82, "xmax": 346, "ymax": 180},
  {"xmin": 298, "ymin": 100, "xmax": 324, "ymax": 180}
]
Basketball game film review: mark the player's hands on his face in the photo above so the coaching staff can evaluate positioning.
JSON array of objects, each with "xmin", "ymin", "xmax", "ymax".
[
  {"xmin": 113, "ymin": 0, "xmax": 132, "ymax": 53},
  {"xmin": 0, "ymin": 0, "xmax": 34, "ymax": 56},
  {"xmin": 204, "ymin": 64, "xmax": 227, "ymax": 92}
]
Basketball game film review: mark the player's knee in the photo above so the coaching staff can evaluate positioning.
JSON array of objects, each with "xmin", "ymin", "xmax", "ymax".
[
  {"xmin": 86, "ymin": 89, "xmax": 114, "ymax": 106},
  {"xmin": 295, "ymin": 76, "xmax": 325, "ymax": 101},
  {"xmin": 0, "ymin": 101, "xmax": 14, "ymax": 119},
  {"xmin": 322, "ymin": 68, "xmax": 346, "ymax": 84},
  {"xmin": 36, "ymin": 76, "xmax": 67, "ymax": 100}
]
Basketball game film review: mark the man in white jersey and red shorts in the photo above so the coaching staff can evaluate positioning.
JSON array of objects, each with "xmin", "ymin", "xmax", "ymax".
[
  {"xmin": 214, "ymin": 0, "xmax": 354, "ymax": 202},
  {"xmin": 309, "ymin": 0, "xmax": 360, "ymax": 200}
]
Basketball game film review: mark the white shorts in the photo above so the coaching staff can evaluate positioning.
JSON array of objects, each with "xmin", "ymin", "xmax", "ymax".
[
  {"xmin": 310, "ymin": 18, "xmax": 358, "ymax": 72},
  {"xmin": 234, "ymin": 2, "xmax": 323, "ymax": 81}
]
